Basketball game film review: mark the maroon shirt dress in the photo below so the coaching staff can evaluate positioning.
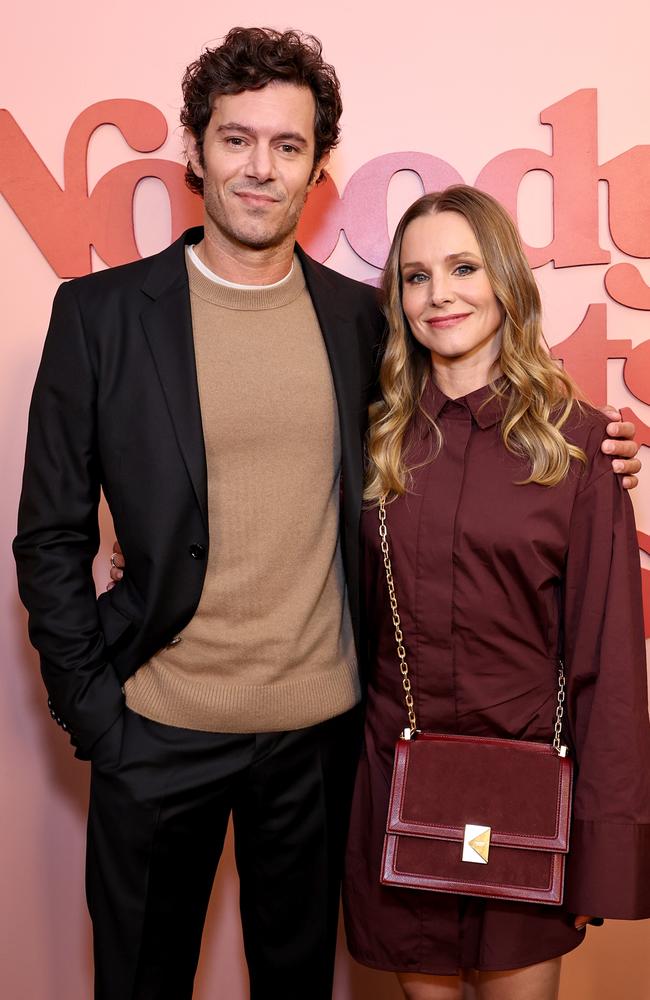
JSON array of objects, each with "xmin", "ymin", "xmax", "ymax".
[{"xmin": 343, "ymin": 380, "xmax": 650, "ymax": 974}]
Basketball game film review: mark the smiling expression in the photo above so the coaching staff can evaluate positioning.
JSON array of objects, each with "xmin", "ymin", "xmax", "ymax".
[
  {"xmin": 400, "ymin": 210, "xmax": 504, "ymax": 379},
  {"xmin": 187, "ymin": 81, "xmax": 327, "ymax": 253}
]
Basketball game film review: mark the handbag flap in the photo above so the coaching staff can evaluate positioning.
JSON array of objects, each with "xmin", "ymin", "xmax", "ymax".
[{"xmin": 387, "ymin": 733, "xmax": 573, "ymax": 853}]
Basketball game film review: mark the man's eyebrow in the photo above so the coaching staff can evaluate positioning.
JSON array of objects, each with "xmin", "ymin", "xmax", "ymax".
[
  {"xmin": 274, "ymin": 131, "xmax": 309, "ymax": 147},
  {"xmin": 216, "ymin": 122, "xmax": 309, "ymax": 146}
]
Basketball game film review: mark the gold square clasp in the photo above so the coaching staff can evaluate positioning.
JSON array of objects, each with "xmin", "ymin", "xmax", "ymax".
[{"xmin": 462, "ymin": 824, "xmax": 491, "ymax": 864}]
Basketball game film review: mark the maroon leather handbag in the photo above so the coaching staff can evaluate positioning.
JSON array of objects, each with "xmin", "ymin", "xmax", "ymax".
[{"xmin": 377, "ymin": 498, "xmax": 574, "ymax": 905}]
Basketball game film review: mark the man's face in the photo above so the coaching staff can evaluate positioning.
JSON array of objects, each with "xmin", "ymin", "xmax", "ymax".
[{"xmin": 187, "ymin": 82, "xmax": 327, "ymax": 252}]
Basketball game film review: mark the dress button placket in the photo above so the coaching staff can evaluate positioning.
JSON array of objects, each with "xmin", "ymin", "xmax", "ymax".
[{"xmin": 415, "ymin": 401, "xmax": 472, "ymax": 732}]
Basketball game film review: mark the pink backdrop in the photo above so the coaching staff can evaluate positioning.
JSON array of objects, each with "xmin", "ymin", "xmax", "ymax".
[{"xmin": 2, "ymin": 2, "xmax": 649, "ymax": 997}]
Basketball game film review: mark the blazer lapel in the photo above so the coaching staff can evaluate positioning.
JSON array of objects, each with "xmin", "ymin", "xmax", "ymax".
[
  {"xmin": 297, "ymin": 248, "xmax": 364, "ymax": 518},
  {"xmin": 140, "ymin": 229, "xmax": 208, "ymax": 528},
  {"xmin": 298, "ymin": 248, "xmax": 370, "ymax": 654}
]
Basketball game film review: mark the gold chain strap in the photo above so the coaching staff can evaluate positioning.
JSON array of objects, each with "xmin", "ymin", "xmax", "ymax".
[
  {"xmin": 552, "ymin": 663, "xmax": 567, "ymax": 756},
  {"xmin": 378, "ymin": 496, "xmax": 567, "ymax": 755},
  {"xmin": 379, "ymin": 496, "xmax": 417, "ymax": 733}
]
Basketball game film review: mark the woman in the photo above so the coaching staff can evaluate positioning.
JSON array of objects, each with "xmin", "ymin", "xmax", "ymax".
[{"xmin": 343, "ymin": 186, "xmax": 650, "ymax": 1000}]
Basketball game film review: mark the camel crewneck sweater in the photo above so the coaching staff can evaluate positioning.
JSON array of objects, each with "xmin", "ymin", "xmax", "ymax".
[{"xmin": 124, "ymin": 250, "xmax": 359, "ymax": 731}]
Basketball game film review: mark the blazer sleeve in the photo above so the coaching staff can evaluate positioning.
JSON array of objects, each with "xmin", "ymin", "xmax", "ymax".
[
  {"xmin": 13, "ymin": 281, "xmax": 124, "ymax": 755},
  {"xmin": 562, "ymin": 462, "xmax": 650, "ymax": 918}
]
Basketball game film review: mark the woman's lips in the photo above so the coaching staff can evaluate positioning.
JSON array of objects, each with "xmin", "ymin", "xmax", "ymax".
[{"xmin": 425, "ymin": 313, "xmax": 471, "ymax": 329}]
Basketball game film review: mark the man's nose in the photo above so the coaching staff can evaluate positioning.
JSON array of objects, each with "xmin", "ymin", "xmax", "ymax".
[{"xmin": 245, "ymin": 143, "xmax": 276, "ymax": 182}]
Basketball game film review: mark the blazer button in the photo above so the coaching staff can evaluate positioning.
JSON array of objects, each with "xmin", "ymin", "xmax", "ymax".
[{"xmin": 189, "ymin": 543, "xmax": 206, "ymax": 560}]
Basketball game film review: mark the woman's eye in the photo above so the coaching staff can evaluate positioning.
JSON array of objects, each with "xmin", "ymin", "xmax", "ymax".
[
  {"xmin": 405, "ymin": 273, "xmax": 428, "ymax": 284},
  {"xmin": 454, "ymin": 264, "xmax": 476, "ymax": 276}
]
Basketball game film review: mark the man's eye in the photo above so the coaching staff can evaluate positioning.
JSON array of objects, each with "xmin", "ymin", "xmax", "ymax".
[
  {"xmin": 226, "ymin": 137, "xmax": 246, "ymax": 147},
  {"xmin": 279, "ymin": 144, "xmax": 298, "ymax": 154}
]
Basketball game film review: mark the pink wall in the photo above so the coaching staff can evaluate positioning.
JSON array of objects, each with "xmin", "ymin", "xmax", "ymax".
[{"xmin": 1, "ymin": 1, "xmax": 649, "ymax": 997}]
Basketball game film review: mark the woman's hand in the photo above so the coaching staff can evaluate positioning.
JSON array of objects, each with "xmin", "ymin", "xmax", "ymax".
[
  {"xmin": 600, "ymin": 406, "xmax": 641, "ymax": 490},
  {"xmin": 106, "ymin": 541, "xmax": 124, "ymax": 590}
]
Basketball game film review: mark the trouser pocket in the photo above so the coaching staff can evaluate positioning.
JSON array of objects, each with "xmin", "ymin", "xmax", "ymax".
[{"xmin": 89, "ymin": 711, "xmax": 126, "ymax": 773}]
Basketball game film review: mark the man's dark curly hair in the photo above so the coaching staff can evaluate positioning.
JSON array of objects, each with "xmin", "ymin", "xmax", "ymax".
[{"xmin": 180, "ymin": 27, "xmax": 342, "ymax": 195}]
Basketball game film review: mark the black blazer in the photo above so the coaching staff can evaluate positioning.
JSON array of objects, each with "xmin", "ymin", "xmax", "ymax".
[{"xmin": 13, "ymin": 228, "xmax": 385, "ymax": 754}]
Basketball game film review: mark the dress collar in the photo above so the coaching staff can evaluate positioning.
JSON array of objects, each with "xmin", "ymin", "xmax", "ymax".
[{"xmin": 421, "ymin": 378, "xmax": 506, "ymax": 429}]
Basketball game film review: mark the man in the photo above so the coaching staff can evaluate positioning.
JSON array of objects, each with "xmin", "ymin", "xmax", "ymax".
[{"xmin": 13, "ymin": 26, "xmax": 640, "ymax": 1000}]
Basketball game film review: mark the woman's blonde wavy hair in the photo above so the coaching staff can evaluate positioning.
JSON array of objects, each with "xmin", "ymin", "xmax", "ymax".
[{"xmin": 364, "ymin": 185, "xmax": 586, "ymax": 502}]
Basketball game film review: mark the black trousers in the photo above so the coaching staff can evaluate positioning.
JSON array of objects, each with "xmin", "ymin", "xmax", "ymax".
[{"xmin": 86, "ymin": 704, "xmax": 361, "ymax": 1000}]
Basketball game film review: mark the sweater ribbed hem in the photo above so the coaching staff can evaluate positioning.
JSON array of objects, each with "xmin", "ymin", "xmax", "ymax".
[{"xmin": 124, "ymin": 659, "xmax": 361, "ymax": 733}]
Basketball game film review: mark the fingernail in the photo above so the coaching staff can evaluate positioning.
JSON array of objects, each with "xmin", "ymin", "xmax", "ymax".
[
  {"xmin": 603, "ymin": 441, "xmax": 614, "ymax": 453},
  {"xmin": 613, "ymin": 460, "xmax": 624, "ymax": 472}
]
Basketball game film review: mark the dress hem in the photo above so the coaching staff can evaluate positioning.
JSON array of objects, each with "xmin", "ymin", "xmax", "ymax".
[{"xmin": 347, "ymin": 929, "xmax": 586, "ymax": 976}]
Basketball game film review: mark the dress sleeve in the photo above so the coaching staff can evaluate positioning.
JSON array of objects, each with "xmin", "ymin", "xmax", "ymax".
[{"xmin": 562, "ymin": 461, "xmax": 650, "ymax": 918}]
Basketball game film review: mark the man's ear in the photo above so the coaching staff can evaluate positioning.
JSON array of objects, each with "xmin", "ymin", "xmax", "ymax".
[
  {"xmin": 184, "ymin": 129, "xmax": 204, "ymax": 179},
  {"xmin": 309, "ymin": 151, "xmax": 330, "ymax": 189}
]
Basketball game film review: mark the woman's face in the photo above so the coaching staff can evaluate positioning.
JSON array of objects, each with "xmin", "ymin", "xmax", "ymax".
[{"xmin": 399, "ymin": 210, "xmax": 504, "ymax": 377}]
